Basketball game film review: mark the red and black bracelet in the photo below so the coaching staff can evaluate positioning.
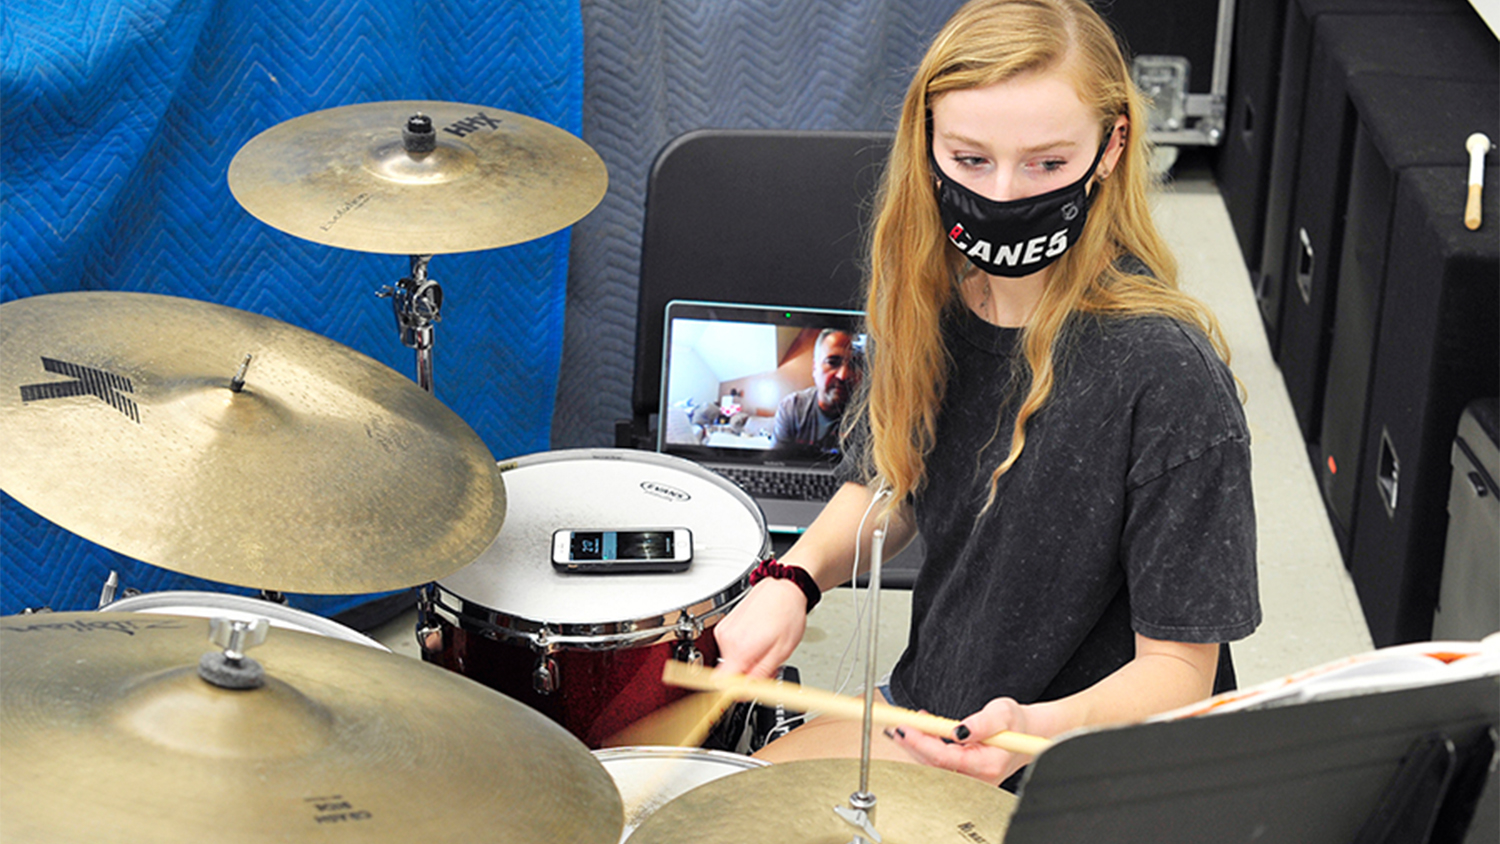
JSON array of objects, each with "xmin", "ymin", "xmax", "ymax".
[{"xmin": 748, "ymin": 557, "xmax": 822, "ymax": 612}]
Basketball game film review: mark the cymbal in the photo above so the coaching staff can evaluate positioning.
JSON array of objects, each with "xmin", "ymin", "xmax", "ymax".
[
  {"xmin": 227, "ymin": 100, "xmax": 608, "ymax": 254},
  {"xmin": 0, "ymin": 291, "xmax": 504, "ymax": 594},
  {"xmin": 0, "ymin": 612, "xmax": 623, "ymax": 843},
  {"xmin": 627, "ymin": 758, "xmax": 1018, "ymax": 844}
]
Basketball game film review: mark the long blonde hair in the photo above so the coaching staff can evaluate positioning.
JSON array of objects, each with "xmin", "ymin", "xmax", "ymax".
[{"xmin": 857, "ymin": 0, "xmax": 1228, "ymax": 509}]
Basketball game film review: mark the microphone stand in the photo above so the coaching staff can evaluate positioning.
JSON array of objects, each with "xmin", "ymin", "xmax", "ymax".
[{"xmin": 833, "ymin": 517, "xmax": 888, "ymax": 844}]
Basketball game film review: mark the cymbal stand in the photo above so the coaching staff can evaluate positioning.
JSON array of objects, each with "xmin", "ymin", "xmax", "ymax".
[
  {"xmin": 833, "ymin": 523, "xmax": 888, "ymax": 844},
  {"xmin": 378, "ymin": 254, "xmax": 442, "ymax": 393}
]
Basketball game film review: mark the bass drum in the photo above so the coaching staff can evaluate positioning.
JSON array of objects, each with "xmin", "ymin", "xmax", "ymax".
[
  {"xmin": 99, "ymin": 590, "xmax": 390, "ymax": 651},
  {"xmin": 422, "ymin": 449, "xmax": 769, "ymax": 747}
]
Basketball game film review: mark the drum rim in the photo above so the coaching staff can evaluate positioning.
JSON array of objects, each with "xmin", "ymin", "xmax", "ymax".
[
  {"xmin": 426, "ymin": 580, "xmax": 747, "ymax": 648},
  {"xmin": 494, "ymin": 447, "xmax": 769, "ymax": 540},
  {"xmin": 592, "ymin": 745, "xmax": 770, "ymax": 769},
  {"xmin": 427, "ymin": 448, "xmax": 770, "ymax": 647},
  {"xmin": 99, "ymin": 590, "xmax": 390, "ymax": 651}
]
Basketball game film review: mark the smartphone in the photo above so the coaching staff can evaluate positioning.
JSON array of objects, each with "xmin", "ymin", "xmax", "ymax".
[{"xmin": 550, "ymin": 528, "xmax": 693, "ymax": 573}]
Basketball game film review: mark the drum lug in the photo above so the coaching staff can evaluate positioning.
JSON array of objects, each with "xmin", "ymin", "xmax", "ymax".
[
  {"xmin": 533, "ymin": 629, "xmax": 560, "ymax": 695},
  {"xmin": 533, "ymin": 653, "xmax": 560, "ymax": 695},
  {"xmin": 416, "ymin": 622, "xmax": 443, "ymax": 656},
  {"xmin": 415, "ymin": 586, "xmax": 443, "ymax": 655},
  {"xmin": 673, "ymin": 640, "xmax": 703, "ymax": 666},
  {"xmin": 673, "ymin": 613, "xmax": 705, "ymax": 664}
]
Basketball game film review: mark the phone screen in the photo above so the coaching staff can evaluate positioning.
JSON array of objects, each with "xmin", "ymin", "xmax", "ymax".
[{"xmin": 569, "ymin": 530, "xmax": 676, "ymax": 561}]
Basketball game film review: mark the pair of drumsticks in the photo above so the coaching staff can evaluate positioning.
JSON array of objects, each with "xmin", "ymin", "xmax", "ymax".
[{"xmin": 606, "ymin": 660, "xmax": 1052, "ymax": 757}]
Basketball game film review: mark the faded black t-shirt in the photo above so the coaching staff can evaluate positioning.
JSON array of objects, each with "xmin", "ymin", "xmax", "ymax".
[{"xmin": 839, "ymin": 305, "xmax": 1260, "ymax": 720}]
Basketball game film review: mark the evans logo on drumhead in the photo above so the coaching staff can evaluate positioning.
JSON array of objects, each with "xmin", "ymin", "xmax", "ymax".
[{"xmin": 640, "ymin": 481, "xmax": 691, "ymax": 502}]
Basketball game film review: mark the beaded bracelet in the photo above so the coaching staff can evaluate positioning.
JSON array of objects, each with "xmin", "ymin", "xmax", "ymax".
[{"xmin": 748, "ymin": 558, "xmax": 822, "ymax": 612}]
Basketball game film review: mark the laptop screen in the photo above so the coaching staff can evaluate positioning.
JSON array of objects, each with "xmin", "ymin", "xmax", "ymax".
[{"xmin": 657, "ymin": 300, "xmax": 867, "ymax": 467}]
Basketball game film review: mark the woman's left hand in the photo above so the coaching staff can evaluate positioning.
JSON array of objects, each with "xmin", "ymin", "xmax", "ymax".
[{"xmin": 884, "ymin": 697, "xmax": 1038, "ymax": 786}]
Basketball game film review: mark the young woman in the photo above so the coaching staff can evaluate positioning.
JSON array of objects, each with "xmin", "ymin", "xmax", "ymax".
[{"xmin": 714, "ymin": 0, "xmax": 1260, "ymax": 788}]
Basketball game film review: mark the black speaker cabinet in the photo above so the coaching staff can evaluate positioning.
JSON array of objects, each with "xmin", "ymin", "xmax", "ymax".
[
  {"xmin": 1272, "ymin": 9, "xmax": 1496, "ymax": 451},
  {"xmin": 1215, "ymin": 0, "xmax": 1287, "ymax": 278},
  {"xmin": 1344, "ymin": 162, "xmax": 1499, "ymax": 647},
  {"xmin": 1319, "ymin": 74, "xmax": 1500, "ymax": 559},
  {"xmin": 1255, "ymin": 0, "xmax": 1472, "ymax": 348}
]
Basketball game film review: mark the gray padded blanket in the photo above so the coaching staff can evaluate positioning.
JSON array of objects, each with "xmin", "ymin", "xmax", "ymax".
[{"xmin": 554, "ymin": 0, "xmax": 965, "ymax": 448}]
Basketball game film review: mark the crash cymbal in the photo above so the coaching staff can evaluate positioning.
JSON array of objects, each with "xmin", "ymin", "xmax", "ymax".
[
  {"xmin": 0, "ymin": 291, "xmax": 504, "ymax": 594},
  {"xmin": 228, "ymin": 100, "xmax": 608, "ymax": 254},
  {"xmin": 628, "ymin": 758, "xmax": 1017, "ymax": 844},
  {"xmin": 0, "ymin": 612, "xmax": 623, "ymax": 844}
]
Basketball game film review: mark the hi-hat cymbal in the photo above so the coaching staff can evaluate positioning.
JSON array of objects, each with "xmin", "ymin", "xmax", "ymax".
[
  {"xmin": 0, "ymin": 291, "xmax": 504, "ymax": 594},
  {"xmin": 227, "ymin": 100, "xmax": 608, "ymax": 255},
  {"xmin": 0, "ymin": 612, "xmax": 623, "ymax": 843},
  {"xmin": 627, "ymin": 758, "xmax": 1018, "ymax": 844}
]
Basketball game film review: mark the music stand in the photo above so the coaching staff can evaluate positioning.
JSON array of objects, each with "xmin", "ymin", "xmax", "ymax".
[{"xmin": 1003, "ymin": 674, "xmax": 1499, "ymax": 843}]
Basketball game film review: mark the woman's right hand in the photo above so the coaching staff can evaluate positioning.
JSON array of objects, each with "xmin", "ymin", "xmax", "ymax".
[{"xmin": 712, "ymin": 577, "xmax": 811, "ymax": 679}]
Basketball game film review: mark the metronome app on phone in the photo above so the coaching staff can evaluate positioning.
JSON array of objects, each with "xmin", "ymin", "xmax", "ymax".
[
  {"xmin": 570, "ymin": 530, "xmax": 673, "ymax": 560},
  {"xmin": 552, "ymin": 528, "xmax": 692, "ymax": 573}
]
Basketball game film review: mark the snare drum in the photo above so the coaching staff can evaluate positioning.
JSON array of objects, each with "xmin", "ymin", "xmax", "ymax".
[
  {"xmin": 99, "ymin": 590, "xmax": 390, "ymax": 651},
  {"xmin": 594, "ymin": 746, "xmax": 768, "ymax": 841},
  {"xmin": 421, "ymin": 449, "xmax": 769, "ymax": 747}
]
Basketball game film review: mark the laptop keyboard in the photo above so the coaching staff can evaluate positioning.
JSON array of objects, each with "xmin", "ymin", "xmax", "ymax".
[{"xmin": 715, "ymin": 466, "xmax": 841, "ymax": 502}]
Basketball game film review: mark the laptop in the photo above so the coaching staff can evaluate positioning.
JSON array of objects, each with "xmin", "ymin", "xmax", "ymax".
[{"xmin": 657, "ymin": 300, "xmax": 867, "ymax": 534}]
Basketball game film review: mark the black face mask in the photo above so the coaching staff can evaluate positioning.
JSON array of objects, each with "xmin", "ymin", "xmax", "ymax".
[{"xmin": 930, "ymin": 138, "xmax": 1109, "ymax": 277}]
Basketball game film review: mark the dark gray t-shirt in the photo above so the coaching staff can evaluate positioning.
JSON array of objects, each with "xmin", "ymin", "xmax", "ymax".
[
  {"xmin": 772, "ymin": 386, "xmax": 837, "ymax": 450},
  {"xmin": 840, "ymin": 306, "xmax": 1260, "ymax": 719}
]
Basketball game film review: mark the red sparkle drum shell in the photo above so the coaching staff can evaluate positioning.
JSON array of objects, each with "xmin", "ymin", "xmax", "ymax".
[{"xmin": 422, "ymin": 449, "xmax": 769, "ymax": 747}]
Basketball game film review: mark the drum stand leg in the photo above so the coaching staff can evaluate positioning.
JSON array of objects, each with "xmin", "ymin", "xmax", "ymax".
[{"xmin": 378, "ymin": 254, "xmax": 442, "ymax": 393}]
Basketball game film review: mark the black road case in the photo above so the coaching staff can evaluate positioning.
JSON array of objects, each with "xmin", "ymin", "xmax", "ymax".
[
  {"xmin": 1319, "ymin": 74, "xmax": 1499, "ymax": 558},
  {"xmin": 1433, "ymin": 399, "xmax": 1500, "ymax": 642},
  {"xmin": 1271, "ymin": 9, "xmax": 1496, "ymax": 451},
  {"xmin": 1346, "ymin": 164, "xmax": 1499, "ymax": 647},
  {"xmin": 1252, "ymin": 0, "xmax": 1475, "ymax": 348}
]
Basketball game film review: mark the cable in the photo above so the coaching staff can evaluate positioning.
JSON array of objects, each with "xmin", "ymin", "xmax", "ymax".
[
  {"xmin": 762, "ymin": 481, "xmax": 896, "ymax": 743},
  {"xmin": 831, "ymin": 481, "xmax": 893, "ymax": 698}
]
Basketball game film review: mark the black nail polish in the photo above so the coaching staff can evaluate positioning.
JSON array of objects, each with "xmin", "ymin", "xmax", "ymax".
[
  {"xmin": 940, "ymin": 737, "xmax": 954, "ymax": 745},
  {"xmin": 882, "ymin": 728, "xmax": 894, "ymax": 739},
  {"xmin": 895, "ymin": 728, "xmax": 906, "ymax": 739},
  {"xmin": 954, "ymin": 725, "xmax": 971, "ymax": 740}
]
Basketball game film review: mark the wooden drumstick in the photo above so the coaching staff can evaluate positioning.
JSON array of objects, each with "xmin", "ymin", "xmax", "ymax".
[
  {"xmin": 601, "ymin": 689, "xmax": 736, "ymax": 749},
  {"xmin": 661, "ymin": 660, "xmax": 1053, "ymax": 757},
  {"xmin": 1466, "ymin": 132, "xmax": 1492, "ymax": 231}
]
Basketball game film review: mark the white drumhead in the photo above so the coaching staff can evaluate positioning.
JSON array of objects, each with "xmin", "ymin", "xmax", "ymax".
[
  {"xmin": 437, "ymin": 450, "xmax": 768, "ymax": 624},
  {"xmin": 594, "ymin": 746, "xmax": 768, "ymax": 841},
  {"xmin": 99, "ymin": 591, "xmax": 390, "ymax": 651}
]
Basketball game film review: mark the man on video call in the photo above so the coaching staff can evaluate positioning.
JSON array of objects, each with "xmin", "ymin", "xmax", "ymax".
[{"xmin": 770, "ymin": 328, "xmax": 862, "ymax": 453}]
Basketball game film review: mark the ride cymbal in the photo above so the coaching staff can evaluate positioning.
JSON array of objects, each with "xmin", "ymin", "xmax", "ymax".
[
  {"xmin": 0, "ymin": 612, "xmax": 623, "ymax": 843},
  {"xmin": 228, "ymin": 100, "xmax": 608, "ymax": 254},
  {"xmin": 627, "ymin": 758, "xmax": 1018, "ymax": 844},
  {"xmin": 0, "ymin": 291, "xmax": 504, "ymax": 594}
]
